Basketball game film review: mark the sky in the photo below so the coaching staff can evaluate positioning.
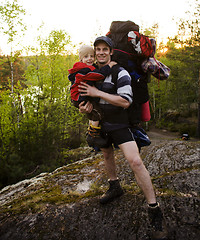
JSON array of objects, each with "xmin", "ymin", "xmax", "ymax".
[{"xmin": 0, "ymin": 0, "xmax": 194, "ymax": 54}]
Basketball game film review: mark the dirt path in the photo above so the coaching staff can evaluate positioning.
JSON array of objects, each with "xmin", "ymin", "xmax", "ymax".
[
  {"xmin": 147, "ymin": 127, "xmax": 199, "ymax": 142},
  {"xmin": 147, "ymin": 127, "xmax": 179, "ymax": 141}
]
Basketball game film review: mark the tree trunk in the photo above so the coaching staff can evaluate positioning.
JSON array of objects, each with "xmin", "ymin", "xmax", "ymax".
[{"xmin": 10, "ymin": 61, "xmax": 14, "ymax": 93}]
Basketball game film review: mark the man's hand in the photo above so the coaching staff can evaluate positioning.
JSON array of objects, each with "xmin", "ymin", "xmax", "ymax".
[
  {"xmin": 109, "ymin": 61, "xmax": 117, "ymax": 68},
  {"xmin": 79, "ymin": 101, "xmax": 93, "ymax": 114},
  {"xmin": 78, "ymin": 82, "xmax": 100, "ymax": 98}
]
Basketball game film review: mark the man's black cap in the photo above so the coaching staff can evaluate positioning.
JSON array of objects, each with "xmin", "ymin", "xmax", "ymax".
[{"xmin": 94, "ymin": 36, "xmax": 113, "ymax": 49}]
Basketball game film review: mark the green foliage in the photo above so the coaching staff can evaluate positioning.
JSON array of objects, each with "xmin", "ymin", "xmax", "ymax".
[
  {"xmin": 0, "ymin": 54, "xmax": 26, "ymax": 91},
  {"xmin": 176, "ymin": 0, "xmax": 199, "ymax": 47},
  {"xmin": 148, "ymin": 2, "xmax": 199, "ymax": 136},
  {"xmin": 0, "ymin": 0, "xmax": 27, "ymax": 44},
  {"xmin": 0, "ymin": 30, "xmax": 88, "ymax": 189},
  {"xmin": 148, "ymin": 42, "xmax": 199, "ymax": 134}
]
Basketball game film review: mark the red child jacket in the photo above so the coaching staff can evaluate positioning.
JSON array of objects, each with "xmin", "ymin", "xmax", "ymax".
[{"xmin": 68, "ymin": 62, "xmax": 110, "ymax": 102}]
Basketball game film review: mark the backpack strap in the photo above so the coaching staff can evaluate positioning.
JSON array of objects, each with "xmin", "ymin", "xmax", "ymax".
[{"xmin": 111, "ymin": 64, "xmax": 121, "ymax": 86}]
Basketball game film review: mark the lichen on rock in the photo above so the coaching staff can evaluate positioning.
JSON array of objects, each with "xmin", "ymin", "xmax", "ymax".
[{"xmin": 0, "ymin": 137, "xmax": 199, "ymax": 240}]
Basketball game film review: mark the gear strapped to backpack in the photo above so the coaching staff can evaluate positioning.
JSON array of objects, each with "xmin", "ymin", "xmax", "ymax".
[
  {"xmin": 132, "ymin": 126, "xmax": 151, "ymax": 151},
  {"xmin": 128, "ymin": 31, "xmax": 154, "ymax": 58}
]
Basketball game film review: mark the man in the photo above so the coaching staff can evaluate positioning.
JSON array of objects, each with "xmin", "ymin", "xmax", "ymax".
[{"xmin": 79, "ymin": 36, "xmax": 167, "ymax": 239}]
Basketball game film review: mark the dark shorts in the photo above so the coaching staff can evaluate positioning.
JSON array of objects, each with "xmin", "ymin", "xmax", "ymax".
[{"xmin": 102, "ymin": 127, "xmax": 135, "ymax": 148}]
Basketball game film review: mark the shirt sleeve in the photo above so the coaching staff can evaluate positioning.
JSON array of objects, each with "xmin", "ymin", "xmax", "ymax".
[{"xmin": 116, "ymin": 68, "xmax": 133, "ymax": 104}]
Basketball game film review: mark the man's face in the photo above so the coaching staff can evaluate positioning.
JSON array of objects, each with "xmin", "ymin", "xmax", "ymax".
[{"xmin": 95, "ymin": 42, "xmax": 112, "ymax": 66}]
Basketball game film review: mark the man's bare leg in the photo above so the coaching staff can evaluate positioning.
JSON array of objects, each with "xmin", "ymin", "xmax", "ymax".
[
  {"xmin": 100, "ymin": 142, "xmax": 156, "ymax": 204},
  {"xmin": 119, "ymin": 141, "xmax": 156, "ymax": 204},
  {"xmin": 99, "ymin": 146, "xmax": 124, "ymax": 204},
  {"xmin": 101, "ymin": 141, "xmax": 167, "ymax": 238},
  {"xmin": 101, "ymin": 146, "xmax": 117, "ymax": 180}
]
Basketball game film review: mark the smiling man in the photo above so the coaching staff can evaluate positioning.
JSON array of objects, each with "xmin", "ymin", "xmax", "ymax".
[{"xmin": 78, "ymin": 36, "xmax": 168, "ymax": 240}]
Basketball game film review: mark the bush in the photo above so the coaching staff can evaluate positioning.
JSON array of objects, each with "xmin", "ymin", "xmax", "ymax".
[{"xmin": 178, "ymin": 123, "xmax": 197, "ymax": 137}]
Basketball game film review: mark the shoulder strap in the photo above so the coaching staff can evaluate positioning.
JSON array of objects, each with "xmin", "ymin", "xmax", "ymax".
[{"xmin": 111, "ymin": 64, "xmax": 121, "ymax": 86}]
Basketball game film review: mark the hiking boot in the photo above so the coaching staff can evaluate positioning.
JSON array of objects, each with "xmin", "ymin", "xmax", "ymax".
[
  {"xmin": 86, "ymin": 125, "xmax": 108, "ymax": 148},
  {"xmin": 100, "ymin": 179, "xmax": 124, "ymax": 204},
  {"xmin": 148, "ymin": 203, "xmax": 168, "ymax": 240}
]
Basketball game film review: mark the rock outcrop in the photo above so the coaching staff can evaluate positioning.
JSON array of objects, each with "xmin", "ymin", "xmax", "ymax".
[{"xmin": 0, "ymin": 133, "xmax": 199, "ymax": 240}]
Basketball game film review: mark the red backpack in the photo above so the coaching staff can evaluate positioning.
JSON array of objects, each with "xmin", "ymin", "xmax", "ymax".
[{"xmin": 128, "ymin": 31, "xmax": 153, "ymax": 58}]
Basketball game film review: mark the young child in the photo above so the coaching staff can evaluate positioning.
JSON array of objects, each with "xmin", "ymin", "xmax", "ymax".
[{"xmin": 68, "ymin": 45, "xmax": 116, "ymax": 147}]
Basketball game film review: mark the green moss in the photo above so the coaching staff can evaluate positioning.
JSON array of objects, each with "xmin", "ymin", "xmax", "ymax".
[
  {"xmin": 155, "ymin": 187, "xmax": 193, "ymax": 197},
  {"xmin": 50, "ymin": 156, "xmax": 102, "ymax": 178},
  {"xmin": 152, "ymin": 166, "xmax": 199, "ymax": 182},
  {"xmin": 0, "ymin": 180, "xmax": 104, "ymax": 217}
]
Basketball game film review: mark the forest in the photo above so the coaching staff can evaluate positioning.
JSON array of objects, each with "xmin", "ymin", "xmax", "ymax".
[{"xmin": 0, "ymin": 0, "xmax": 199, "ymax": 189}]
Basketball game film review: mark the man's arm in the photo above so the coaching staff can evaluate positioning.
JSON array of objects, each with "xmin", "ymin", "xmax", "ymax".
[{"xmin": 78, "ymin": 82, "xmax": 130, "ymax": 109}]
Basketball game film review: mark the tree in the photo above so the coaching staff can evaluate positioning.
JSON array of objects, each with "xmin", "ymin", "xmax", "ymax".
[
  {"xmin": 147, "ymin": 1, "xmax": 199, "ymax": 137},
  {"xmin": 0, "ymin": 0, "xmax": 27, "ymax": 93},
  {"xmin": 0, "ymin": 53, "xmax": 26, "ymax": 91},
  {"xmin": 174, "ymin": 0, "xmax": 200, "ymax": 137}
]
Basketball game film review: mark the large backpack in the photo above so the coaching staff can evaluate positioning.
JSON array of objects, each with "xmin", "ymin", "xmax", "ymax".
[
  {"xmin": 106, "ymin": 21, "xmax": 171, "ymax": 150},
  {"xmin": 107, "ymin": 20, "xmax": 153, "ymax": 69},
  {"xmin": 107, "ymin": 20, "xmax": 152, "ymax": 123}
]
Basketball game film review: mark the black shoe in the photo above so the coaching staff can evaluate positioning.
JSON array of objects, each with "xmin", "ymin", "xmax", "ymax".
[
  {"xmin": 100, "ymin": 179, "xmax": 124, "ymax": 204},
  {"xmin": 86, "ymin": 126, "xmax": 108, "ymax": 148},
  {"xmin": 86, "ymin": 134, "xmax": 108, "ymax": 148},
  {"xmin": 148, "ymin": 204, "xmax": 168, "ymax": 239}
]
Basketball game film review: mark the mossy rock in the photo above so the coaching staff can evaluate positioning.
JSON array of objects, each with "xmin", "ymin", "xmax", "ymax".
[{"xmin": 0, "ymin": 138, "xmax": 199, "ymax": 240}]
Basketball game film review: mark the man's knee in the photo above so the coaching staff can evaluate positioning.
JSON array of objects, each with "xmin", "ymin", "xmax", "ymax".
[{"xmin": 129, "ymin": 155, "xmax": 144, "ymax": 171}]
